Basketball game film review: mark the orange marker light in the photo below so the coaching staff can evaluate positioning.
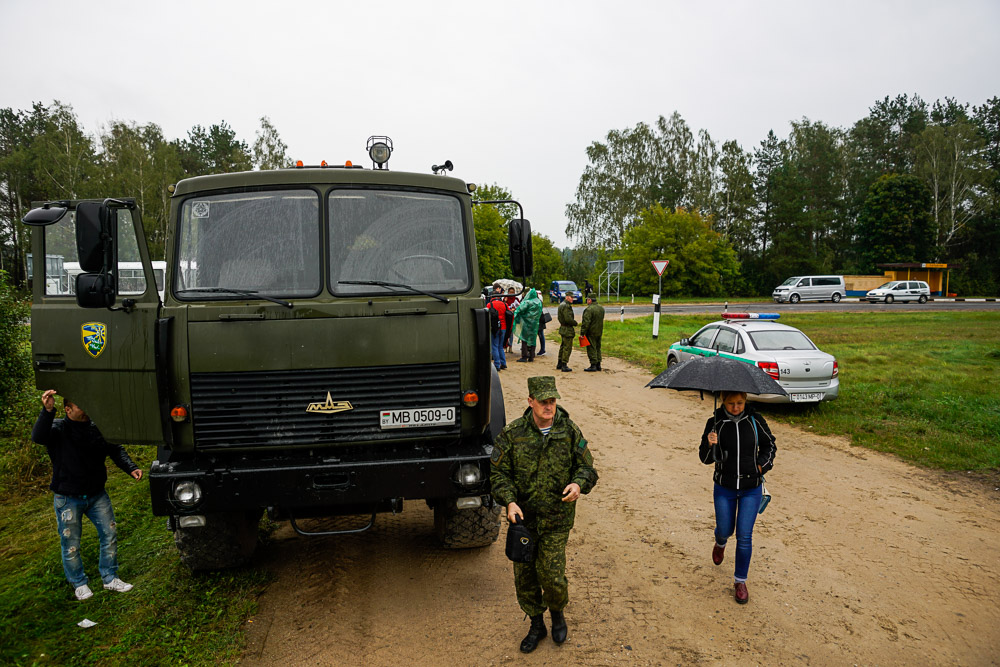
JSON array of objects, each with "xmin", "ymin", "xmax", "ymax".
[
  {"xmin": 345, "ymin": 160, "xmax": 353, "ymax": 167},
  {"xmin": 170, "ymin": 405, "xmax": 189, "ymax": 422},
  {"xmin": 321, "ymin": 160, "xmax": 328, "ymax": 167},
  {"xmin": 462, "ymin": 391, "xmax": 479, "ymax": 407},
  {"xmin": 295, "ymin": 160, "xmax": 303, "ymax": 167}
]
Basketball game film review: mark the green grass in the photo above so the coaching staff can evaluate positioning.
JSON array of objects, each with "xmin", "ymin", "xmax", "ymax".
[
  {"xmin": 601, "ymin": 311, "xmax": 1000, "ymax": 470},
  {"xmin": 0, "ymin": 446, "xmax": 271, "ymax": 666}
]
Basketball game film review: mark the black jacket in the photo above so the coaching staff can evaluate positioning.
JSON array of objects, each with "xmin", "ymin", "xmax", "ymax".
[
  {"xmin": 32, "ymin": 408, "xmax": 139, "ymax": 496},
  {"xmin": 699, "ymin": 405, "xmax": 776, "ymax": 490}
]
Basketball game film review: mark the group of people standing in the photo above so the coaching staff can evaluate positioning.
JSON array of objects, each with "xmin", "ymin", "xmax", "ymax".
[{"xmin": 488, "ymin": 283, "xmax": 605, "ymax": 374}]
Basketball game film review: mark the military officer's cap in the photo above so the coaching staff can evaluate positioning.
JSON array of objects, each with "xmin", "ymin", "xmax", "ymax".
[{"xmin": 528, "ymin": 376, "xmax": 560, "ymax": 401}]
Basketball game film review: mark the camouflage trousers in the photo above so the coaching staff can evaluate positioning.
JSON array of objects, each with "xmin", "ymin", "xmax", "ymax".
[
  {"xmin": 514, "ymin": 529, "xmax": 571, "ymax": 616},
  {"xmin": 585, "ymin": 334, "xmax": 602, "ymax": 365},
  {"xmin": 558, "ymin": 334, "xmax": 574, "ymax": 365}
]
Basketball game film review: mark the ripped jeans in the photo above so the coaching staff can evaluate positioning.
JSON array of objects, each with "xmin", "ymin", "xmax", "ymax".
[{"xmin": 53, "ymin": 491, "xmax": 119, "ymax": 588}]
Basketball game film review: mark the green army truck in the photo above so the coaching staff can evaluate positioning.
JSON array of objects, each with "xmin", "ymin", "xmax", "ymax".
[{"xmin": 23, "ymin": 139, "xmax": 534, "ymax": 570}]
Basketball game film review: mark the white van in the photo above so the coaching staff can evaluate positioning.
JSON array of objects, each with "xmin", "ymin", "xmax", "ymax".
[
  {"xmin": 772, "ymin": 275, "xmax": 846, "ymax": 303},
  {"xmin": 865, "ymin": 280, "xmax": 930, "ymax": 304}
]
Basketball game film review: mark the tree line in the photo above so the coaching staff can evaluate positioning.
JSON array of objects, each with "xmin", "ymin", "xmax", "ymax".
[{"xmin": 566, "ymin": 95, "xmax": 1000, "ymax": 296}]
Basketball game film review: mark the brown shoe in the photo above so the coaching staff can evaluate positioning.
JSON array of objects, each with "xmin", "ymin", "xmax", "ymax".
[
  {"xmin": 712, "ymin": 543, "xmax": 725, "ymax": 565},
  {"xmin": 734, "ymin": 581, "xmax": 749, "ymax": 604}
]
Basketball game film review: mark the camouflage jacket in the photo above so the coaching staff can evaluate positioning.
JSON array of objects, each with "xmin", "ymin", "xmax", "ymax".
[
  {"xmin": 490, "ymin": 405, "xmax": 598, "ymax": 531},
  {"xmin": 580, "ymin": 302, "xmax": 605, "ymax": 339},
  {"xmin": 557, "ymin": 301, "xmax": 578, "ymax": 336}
]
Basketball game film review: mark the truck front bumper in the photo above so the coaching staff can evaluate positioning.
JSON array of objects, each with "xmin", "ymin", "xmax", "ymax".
[{"xmin": 149, "ymin": 448, "xmax": 491, "ymax": 516}]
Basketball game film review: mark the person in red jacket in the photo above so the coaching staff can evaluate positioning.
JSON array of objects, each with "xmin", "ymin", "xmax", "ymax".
[
  {"xmin": 488, "ymin": 284, "xmax": 508, "ymax": 370},
  {"xmin": 32, "ymin": 389, "xmax": 143, "ymax": 601}
]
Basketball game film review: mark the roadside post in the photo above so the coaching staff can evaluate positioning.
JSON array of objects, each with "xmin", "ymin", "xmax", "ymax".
[{"xmin": 651, "ymin": 259, "xmax": 669, "ymax": 339}]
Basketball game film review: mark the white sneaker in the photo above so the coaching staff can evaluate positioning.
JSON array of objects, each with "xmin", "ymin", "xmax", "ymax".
[
  {"xmin": 103, "ymin": 578, "xmax": 133, "ymax": 593},
  {"xmin": 74, "ymin": 584, "xmax": 93, "ymax": 601}
]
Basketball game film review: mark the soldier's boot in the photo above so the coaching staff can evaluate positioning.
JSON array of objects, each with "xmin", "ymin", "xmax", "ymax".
[
  {"xmin": 584, "ymin": 364, "xmax": 598, "ymax": 372},
  {"xmin": 561, "ymin": 365, "xmax": 572, "ymax": 372},
  {"xmin": 556, "ymin": 361, "xmax": 565, "ymax": 370},
  {"xmin": 520, "ymin": 614, "xmax": 547, "ymax": 653},
  {"xmin": 550, "ymin": 609, "xmax": 568, "ymax": 644}
]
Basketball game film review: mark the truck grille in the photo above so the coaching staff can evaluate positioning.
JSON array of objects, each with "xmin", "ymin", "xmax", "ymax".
[{"xmin": 190, "ymin": 363, "xmax": 461, "ymax": 449}]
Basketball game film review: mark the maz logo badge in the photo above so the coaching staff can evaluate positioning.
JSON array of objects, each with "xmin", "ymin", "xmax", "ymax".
[{"xmin": 306, "ymin": 392, "xmax": 354, "ymax": 414}]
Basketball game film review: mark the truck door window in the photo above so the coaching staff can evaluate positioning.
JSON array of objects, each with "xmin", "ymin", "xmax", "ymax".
[
  {"xmin": 41, "ymin": 211, "xmax": 79, "ymax": 296},
  {"xmin": 329, "ymin": 189, "xmax": 470, "ymax": 295},
  {"xmin": 176, "ymin": 190, "xmax": 321, "ymax": 298},
  {"xmin": 117, "ymin": 209, "xmax": 147, "ymax": 295}
]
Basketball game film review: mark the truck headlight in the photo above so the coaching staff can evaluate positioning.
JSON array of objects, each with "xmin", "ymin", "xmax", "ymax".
[
  {"xmin": 455, "ymin": 463, "xmax": 481, "ymax": 488},
  {"xmin": 173, "ymin": 480, "xmax": 202, "ymax": 507}
]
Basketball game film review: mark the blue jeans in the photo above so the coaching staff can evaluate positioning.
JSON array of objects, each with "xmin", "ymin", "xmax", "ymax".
[
  {"xmin": 537, "ymin": 329, "xmax": 546, "ymax": 354},
  {"xmin": 54, "ymin": 491, "xmax": 119, "ymax": 588},
  {"xmin": 713, "ymin": 483, "xmax": 762, "ymax": 583},
  {"xmin": 491, "ymin": 330, "xmax": 506, "ymax": 369}
]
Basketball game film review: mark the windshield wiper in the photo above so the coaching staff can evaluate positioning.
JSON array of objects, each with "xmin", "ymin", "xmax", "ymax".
[
  {"xmin": 338, "ymin": 280, "xmax": 450, "ymax": 303},
  {"xmin": 175, "ymin": 287, "xmax": 293, "ymax": 309}
]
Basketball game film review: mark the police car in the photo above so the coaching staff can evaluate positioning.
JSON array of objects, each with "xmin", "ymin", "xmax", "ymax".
[{"xmin": 666, "ymin": 313, "xmax": 839, "ymax": 403}]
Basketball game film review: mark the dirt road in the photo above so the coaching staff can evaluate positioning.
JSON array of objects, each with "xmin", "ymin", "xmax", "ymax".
[{"xmin": 242, "ymin": 354, "xmax": 999, "ymax": 666}]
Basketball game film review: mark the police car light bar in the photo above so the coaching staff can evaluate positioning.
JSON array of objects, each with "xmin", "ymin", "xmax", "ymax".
[{"xmin": 721, "ymin": 313, "xmax": 780, "ymax": 320}]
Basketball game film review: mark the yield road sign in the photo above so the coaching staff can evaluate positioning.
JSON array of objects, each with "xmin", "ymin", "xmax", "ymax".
[{"xmin": 651, "ymin": 259, "xmax": 669, "ymax": 276}]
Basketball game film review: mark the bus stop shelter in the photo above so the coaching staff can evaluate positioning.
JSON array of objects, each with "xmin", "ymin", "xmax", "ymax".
[{"xmin": 876, "ymin": 263, "xmax": 961, "ymax": 297}]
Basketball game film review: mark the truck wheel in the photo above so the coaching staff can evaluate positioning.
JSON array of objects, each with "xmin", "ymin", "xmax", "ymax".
[
  {"xmin": 434, "ymin": 502, "xmax": 501, "ymax": 549},
  {"xmin": 174, "ymin": 510, "xmax": 262, "ymax": 571}
]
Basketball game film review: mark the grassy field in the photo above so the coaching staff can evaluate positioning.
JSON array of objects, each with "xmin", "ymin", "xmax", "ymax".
[
  {"xmin": 0, "ymin": 446, "xmax": 270, "ymax": 666},
  {"xmin": 600, "ymin": 311, "xmax": 1000, "ymax": 470}
]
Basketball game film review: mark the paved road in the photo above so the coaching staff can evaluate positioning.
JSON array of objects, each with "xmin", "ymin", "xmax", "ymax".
[{"xmin": 546, "ymin": 299, "xmax": 1000, "ymax": 317}]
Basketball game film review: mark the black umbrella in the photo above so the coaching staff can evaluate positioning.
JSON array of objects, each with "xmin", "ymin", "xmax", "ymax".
[
  {"xmin": 646, "ymin": 355, "xmax": 788, "ymax": 396},
  {"xmin": 646, "ymin": 355, "xmax": 787, "ymax": 460}
]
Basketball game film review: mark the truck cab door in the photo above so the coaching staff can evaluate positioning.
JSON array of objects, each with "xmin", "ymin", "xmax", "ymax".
[{"xmin": 26, "ymin": 200, "xmax": 165, "ymax": 445}]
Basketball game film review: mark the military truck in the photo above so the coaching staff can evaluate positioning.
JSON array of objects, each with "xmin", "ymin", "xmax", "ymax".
[{"xmin": 22, "ymin": 138, "xmax": 534, "ymax": 570}]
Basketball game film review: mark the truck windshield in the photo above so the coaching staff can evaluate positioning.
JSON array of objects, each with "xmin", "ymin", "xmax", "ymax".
[
  {"xmin": 175, "ymin": 190, "xmax": 321, "ymax": 298},
  {"xmin": 329, "ymin": 189, "xmax": 470, "ymax": 295}
]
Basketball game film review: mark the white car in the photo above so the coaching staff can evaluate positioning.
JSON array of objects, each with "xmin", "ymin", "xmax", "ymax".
[
  {"xmin": 666, "ymin": 313, "xmax": 839, "ymax": 404},
  {"xmin": 866, "ymin": 280, "xmax": 930, "ymax": 304}
]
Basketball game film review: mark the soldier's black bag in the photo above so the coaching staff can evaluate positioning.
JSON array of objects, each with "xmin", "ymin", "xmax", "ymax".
[{"xmin": 505, "ymin": 522, "xmax": 536, "ymax": 563}]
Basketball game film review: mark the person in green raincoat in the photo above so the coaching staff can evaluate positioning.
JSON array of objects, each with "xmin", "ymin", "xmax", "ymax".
[{"xmin": 513, "ymin": 288, "xmax": 543, "ymax": 362}]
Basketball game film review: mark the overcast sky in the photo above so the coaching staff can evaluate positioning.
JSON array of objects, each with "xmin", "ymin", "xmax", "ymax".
[{"xmin": 2, "ymin": 0, "xmax": 998, "ymax": 248}]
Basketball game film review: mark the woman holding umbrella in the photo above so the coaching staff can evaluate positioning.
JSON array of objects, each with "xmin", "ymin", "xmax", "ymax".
[{"xmin": 699, "ymin": 391, "xmax": 776, "ymax": 605}]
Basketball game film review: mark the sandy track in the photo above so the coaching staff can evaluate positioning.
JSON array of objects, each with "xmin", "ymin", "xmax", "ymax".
[{"xmin": 242, "ymin": 353, "xmax": 999, "ymax": 666}]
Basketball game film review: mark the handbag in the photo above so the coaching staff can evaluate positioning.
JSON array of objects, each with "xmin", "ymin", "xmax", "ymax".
[
  {"xmin": 758, "ymin": 476, "xmax": 771, "ymax": 514},
  {"xmin": 505, "ymin": 522, "xmax": 536, "ymax": 563},
  {"xmin": 542, "ymin": 312, "xmax": 552, "ymax": 324}
]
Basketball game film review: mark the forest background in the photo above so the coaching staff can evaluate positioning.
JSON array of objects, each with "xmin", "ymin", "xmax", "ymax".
[{"xmin": 1, "ymin": 93, "xmax": 998, "ymax": 298}]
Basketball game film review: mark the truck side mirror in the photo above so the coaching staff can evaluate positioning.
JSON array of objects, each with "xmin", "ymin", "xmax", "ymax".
[
  {"xmin": 76, "ymin": 273, "xmax": 116, "ymax": 308},
  {"xmin": 509, "ymin": 218, "xmax": 533, "ymax": 278},
  {"xmin": 76, "ymin": 202, "xmax": 114, "ymax": 272}
]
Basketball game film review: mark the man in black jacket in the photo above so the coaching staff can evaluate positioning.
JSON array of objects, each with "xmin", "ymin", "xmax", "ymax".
[{"xmin": 32, "ymin": 389, "xmax": 143, "ymax": 601}]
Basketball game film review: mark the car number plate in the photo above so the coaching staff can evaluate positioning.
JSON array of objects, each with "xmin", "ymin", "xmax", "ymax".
[
  {"xmin": 380, "ymin": 407, "xmax": 456, "ymax": 430},
  {"xmin": 789, "ymin": 393, "xmax": 823, "ymax": 403}
]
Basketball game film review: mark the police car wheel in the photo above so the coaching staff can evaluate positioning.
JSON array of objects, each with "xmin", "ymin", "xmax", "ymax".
[{"xmin": 885, "ymin": 295, "xmax": 894, "ymax": 304}]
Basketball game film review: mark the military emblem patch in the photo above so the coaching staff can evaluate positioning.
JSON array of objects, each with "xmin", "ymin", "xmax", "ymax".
[
  {"xmin": 490, "ymin": 446, "xmax": 504, "ymax": 465},
  {"xmin": 81, "ymin": 322, "xmax": 107, "ymax": 359}
]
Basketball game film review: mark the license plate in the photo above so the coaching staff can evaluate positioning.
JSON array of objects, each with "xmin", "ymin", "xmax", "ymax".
[
  {"xmin": 789, "ymin": 393, "xmax": 823, "ymax": 403},
  {"xmin": 380, "ymin": 407, "xmax": 456, "ymax": 429}
]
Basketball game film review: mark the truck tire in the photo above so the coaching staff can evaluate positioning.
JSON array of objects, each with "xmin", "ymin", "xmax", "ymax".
[
  {"xmin": 489, "ymin": 365, "xmax": 506, "ymax": 441},
  {"xmin": 174, "ymin": 510, "xmax": 262, "ymax": 571},
  {"xmin": 435, "ymin": 502, "xmax": 501, "ymax": 549}
]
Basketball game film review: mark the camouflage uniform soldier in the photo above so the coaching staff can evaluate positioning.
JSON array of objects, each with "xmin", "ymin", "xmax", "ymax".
[
  {"xmin": 490, "ymin": 376, "xmax": 599, "ymax": 653},
  {"xmin": 556, "ymin": 294, "xmax": 578, "ymax": 372},
  {"xmin": 580, "ymin": 294, "xmax": 605, "ymax": 372}
]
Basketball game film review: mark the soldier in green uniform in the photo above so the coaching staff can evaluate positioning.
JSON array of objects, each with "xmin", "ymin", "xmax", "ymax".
[
  {"xmin": 580, "ymin": 294, "xmax": 605, "ymax": 372},
  {"xmin": 490, "ymin": 376, "xmax": 599, "ymax": 653},
  {"xmin": 556, "ymin": 293, "xmax": 578, "ymax": 372}
]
